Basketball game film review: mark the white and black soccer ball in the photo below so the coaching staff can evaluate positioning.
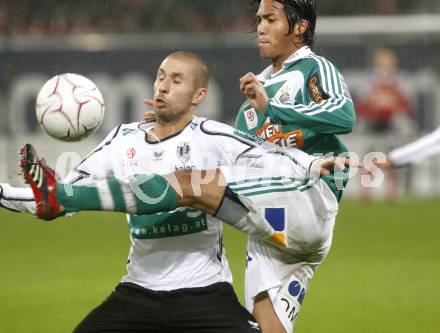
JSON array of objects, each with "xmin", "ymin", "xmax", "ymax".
[{"xmin": 35, "ymin": 73, "xmax": 105, "ymax": 141}]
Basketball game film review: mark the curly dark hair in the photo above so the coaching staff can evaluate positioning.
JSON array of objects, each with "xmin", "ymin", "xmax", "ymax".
[{"xmin": 251, "ymin": 0, "xmax": 317, "ymax": 48}]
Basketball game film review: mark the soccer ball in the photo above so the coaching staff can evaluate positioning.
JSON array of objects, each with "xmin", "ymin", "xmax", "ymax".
[{"xmin": 36, "ymin": 73, "xmax": 105, "ymax": 141}]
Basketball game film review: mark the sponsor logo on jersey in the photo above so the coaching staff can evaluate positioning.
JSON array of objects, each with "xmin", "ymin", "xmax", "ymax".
[
  {"xmin": 244, "ymin": 107, "xmax": 258, "ymax": 130},
  {"xmin": 129, "ymin": 207, "xmax": 207, "ymax": 239},
  {"xmin": 280, "ymin": 279, "xmax": 307, "ymax": 324},
  {"xmin": 308, "ymin": 73, "xmax": 328, "ymax": 103},
  {"xmin": 174, "ymin": 165, "xmax": 195, "ymax": 171},
  {"xmin": 176, "ymin": 142, "xmax": 191, "ymax": 163},
  {"xmin": 256, "ymin": 121, "xmax": 304, "ymax": 148}
]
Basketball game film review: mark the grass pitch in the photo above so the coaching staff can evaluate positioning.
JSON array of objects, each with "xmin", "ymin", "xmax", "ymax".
[{"xmin": 1, "ymin": 199, "xmax": 439, "ymax": 333}]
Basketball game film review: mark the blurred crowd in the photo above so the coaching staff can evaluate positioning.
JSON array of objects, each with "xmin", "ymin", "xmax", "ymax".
[
  {"xmin": 0, "ymin": 0, "xmax": 439, "ymax": 36},
  {"xmin": 0, "ymin": 0, "xmax": 253, "ymax": 35}
]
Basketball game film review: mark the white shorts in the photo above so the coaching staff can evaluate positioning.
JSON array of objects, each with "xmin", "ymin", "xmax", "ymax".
[{"xmin": 234, "ymin": 178, "xmax": 339, "ymax": 332}]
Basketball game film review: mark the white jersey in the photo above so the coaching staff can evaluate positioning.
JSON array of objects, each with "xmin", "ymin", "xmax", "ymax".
[
  {"xmin": 389, "ymin": 127, "xmax": 440, "ymax": 166},
  {"xmin": 0, "ymin": 116, "xmax": 318, "ymax": 291},
  {"xmin": 0, "ymin": 117, "xmax": 315, "ymax": 290}
]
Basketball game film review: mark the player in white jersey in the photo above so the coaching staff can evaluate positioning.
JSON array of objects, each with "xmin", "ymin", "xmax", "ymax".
[
  {"xmin": 18, "ymin": 124, "xmax": 341, "ymax": 333},
  {"xmin": 2, "ymin": 51, "xmax": 272, "ymax": 333},
  {"xmin": 372, "ymin": 127, "xmax": 440, "ymax": 169}
]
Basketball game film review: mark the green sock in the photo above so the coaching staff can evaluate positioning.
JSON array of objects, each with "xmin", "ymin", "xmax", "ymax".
[
  {"xmin": 56, "ymin": 183, "xmax": 100, "ymax": 213},
  {"xmin": 55, "ymin": 174, "xmax": 178, "ymax": 215}
]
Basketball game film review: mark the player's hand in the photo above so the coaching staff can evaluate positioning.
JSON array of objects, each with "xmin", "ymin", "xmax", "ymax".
[
  {"xmin": 140, "ymin": 99, "xmax": 156, "ymax": 123},
  {"xmin": 239, "ymin": 72, "xmax": 269, "ymax": 113},
  {"xmin": 361, "ymin": 155, "xmax": 394, "ymax": 176},
  {"xmin": 371, "ymin": 158, "xmax": 394, "ymax": 171},
  {"xmin": 314, "ymin": 156, "xmax": 352, "ymax": 176}
]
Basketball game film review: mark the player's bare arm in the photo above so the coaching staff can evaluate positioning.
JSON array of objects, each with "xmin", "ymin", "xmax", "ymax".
[{"xmin": 372, "ymin": 158, "xmax": 394, "ymax": 171}]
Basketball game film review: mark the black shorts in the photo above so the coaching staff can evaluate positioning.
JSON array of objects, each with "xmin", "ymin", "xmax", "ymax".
[{"xmin": 73, "ymin": 282, "xmax": 260, "ymax": 333}]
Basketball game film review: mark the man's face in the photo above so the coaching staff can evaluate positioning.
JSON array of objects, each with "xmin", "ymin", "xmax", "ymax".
[
  {"xmin": 256, "ymin": 0, "xmax": 297, "ymax": 64},
  {"xmin": 153, "ymin": 56, "xmax": 197, "ymax": 122}
]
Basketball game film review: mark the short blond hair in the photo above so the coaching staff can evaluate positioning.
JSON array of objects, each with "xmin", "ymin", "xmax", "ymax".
[{"xmin": 167, "ymin": 51, "xmax": 210, "ymax": 89}]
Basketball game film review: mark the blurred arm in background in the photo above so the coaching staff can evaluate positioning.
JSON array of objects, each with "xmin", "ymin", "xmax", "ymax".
[{"xmin": 375, "ymin": 127, "xmax": 440, "ymax": 169}]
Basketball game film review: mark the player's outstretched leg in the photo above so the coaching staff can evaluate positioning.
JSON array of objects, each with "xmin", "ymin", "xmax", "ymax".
[
  {"xmin": 20, "ymin": 144, "xmax": 179, "ymax": 219},
  {"xmin": 20, "ymin": 144, "xmax": 64, "ymax": 220},
  {"xmin": 20, "ymin": 144, "xmax": 285, "ymax": 247}
]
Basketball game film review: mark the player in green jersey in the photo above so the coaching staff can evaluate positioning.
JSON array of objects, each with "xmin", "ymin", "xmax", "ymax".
[
  {"xmin": 235, "ymin": 1, "xmax": 356, "ymax": 332},
  {"xmin": 237, "ymin": 0, "xmax": 355, "ymax": 201}
]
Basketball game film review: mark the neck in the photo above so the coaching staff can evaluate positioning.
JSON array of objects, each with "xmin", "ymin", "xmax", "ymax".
[
  {"xmin": 272, "ymin": 44, "xmax": 304, "ymax": 73},
  {"xmin": 150, "ymin": 113, "xmax": 193, "ymax": 140},
  {"xmin": 272, "ymin": 58, "xmax": 284, "ymax": 73}
]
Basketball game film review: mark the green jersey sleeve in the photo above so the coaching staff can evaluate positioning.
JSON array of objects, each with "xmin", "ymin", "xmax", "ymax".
[{"xmin": 264, "ymin": 59, "xmax": 356, "ymax": 135}]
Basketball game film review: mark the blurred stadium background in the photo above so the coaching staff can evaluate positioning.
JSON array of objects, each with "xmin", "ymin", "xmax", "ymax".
[{"xmin": 1, "ymin": 1, "xmax": 440, "ymax": 332}]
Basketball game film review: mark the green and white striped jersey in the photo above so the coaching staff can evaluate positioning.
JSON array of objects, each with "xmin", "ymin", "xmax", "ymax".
[{"xmin": 235, "ymin": 46, "xmax": 356, "ymax": 200}]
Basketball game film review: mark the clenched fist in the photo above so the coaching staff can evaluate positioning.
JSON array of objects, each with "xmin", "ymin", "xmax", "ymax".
[{"xmin": 239, "ymin": 72, "xmax": 269, "ymax": 113}]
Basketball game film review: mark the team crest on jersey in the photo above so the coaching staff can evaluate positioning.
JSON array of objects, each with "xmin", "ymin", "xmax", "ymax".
[
  {"xmin": 308, "ymin": 73, "xmax": 328, "ymax": 103},
  {"xmin": 176, "ymin": 142, "xmax": 191, "ymax": 163}
]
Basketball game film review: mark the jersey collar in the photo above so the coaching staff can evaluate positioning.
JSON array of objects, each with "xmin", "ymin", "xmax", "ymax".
[
  {"xmin": 140, "ymin": 117, "xmax": 199, "ymax": 144},
  {"xmin": 257, "ymin": 46, "xmax": 313, "ymax": 82}
]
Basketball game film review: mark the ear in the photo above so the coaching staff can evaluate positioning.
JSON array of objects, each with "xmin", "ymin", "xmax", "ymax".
[
  {"xmin": 294, "ymin": 19, "xmax": 309, "ymax": 38},
  {"xmin": 192, "ymin": 88, "xmax": 208, "ymax": 106}
]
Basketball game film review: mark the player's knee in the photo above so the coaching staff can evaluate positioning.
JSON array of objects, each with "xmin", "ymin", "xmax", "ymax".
[
  {"xmin": 303, "ymin": 231, "xmax": 329, "ymax": 248},
  {"xmin": 289, "ymin": 217, "xmax": 335, "ymax": 252}
]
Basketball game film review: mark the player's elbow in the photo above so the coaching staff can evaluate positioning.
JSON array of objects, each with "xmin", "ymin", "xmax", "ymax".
[
  {"xmin": 338, "ymin": 106, "xmax": 357, "ymax": 134},
  {"xmin": 347, "ymin": 109, "xmax": 357, "ymax": 131}
]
